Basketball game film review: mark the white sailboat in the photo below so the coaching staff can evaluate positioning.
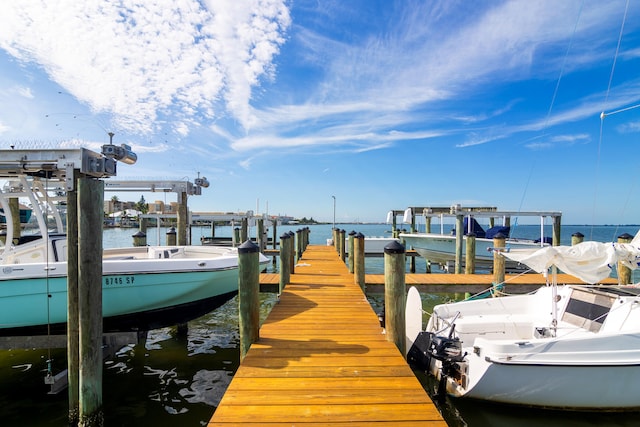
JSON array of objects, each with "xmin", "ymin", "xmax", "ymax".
[{"xmin": 406, "ymin": 233, "xmax": 640, "ymax": 409}]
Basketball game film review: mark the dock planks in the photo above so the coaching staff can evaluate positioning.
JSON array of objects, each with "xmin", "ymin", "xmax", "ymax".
[
  {"xmin": 260, "ymin": 271, "xmax": 617, "ymax": 294},
  {"xmin": 209, "ymin": 245, "xmax": 447, "ymax": 426}
]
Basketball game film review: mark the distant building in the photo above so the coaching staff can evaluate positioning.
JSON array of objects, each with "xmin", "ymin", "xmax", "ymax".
[{"xmin": 148, "ymin": 200, "xmax": 178, "ymax": 214}]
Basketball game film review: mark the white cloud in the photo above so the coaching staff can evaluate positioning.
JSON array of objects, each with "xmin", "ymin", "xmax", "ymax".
[{"xmin": 0, "ymin": 0, "xmax": 290, "ymax": 135}]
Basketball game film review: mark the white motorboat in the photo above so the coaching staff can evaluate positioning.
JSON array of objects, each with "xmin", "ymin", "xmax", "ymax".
[
  {"xmin": 398, "ymin": 205, "xmax": 561, "ymax": 272},
  {"xmin": 0, "ymin": 175, "xmax": 268, "ymax": 336},
  {"xmin": 406, "ymin": 234, "xmax": 640, "ymax": 410}
]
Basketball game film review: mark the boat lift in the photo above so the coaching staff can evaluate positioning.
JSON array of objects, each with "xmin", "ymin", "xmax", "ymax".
[
  {"xmin": 0, "ymin": 143, "xmax": 137, "ymax": 416},
  {"xmin": 104, "ymin": 176, "xmax": 210, "ymax": 245}
]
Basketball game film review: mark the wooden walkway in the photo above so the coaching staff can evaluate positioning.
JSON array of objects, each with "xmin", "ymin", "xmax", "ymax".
[
  {"xmin": 260, "ymin": 272, "xmax": 617, "ymax": 294},
  {"xmin": 209, "ymin": 245, "xmax": 447, "ymax": 426}
]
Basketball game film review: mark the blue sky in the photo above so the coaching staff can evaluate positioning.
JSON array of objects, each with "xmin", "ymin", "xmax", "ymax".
[{"xmin": 1, "ymin": 0, "xmax": 640, "ymax": 225}]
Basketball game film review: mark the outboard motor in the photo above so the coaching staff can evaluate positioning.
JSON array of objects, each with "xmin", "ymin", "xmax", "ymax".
[
  {"xmin": 428, "ymin": 334, "xmax": 464, "ymax": 363},
  {"xmin": 407, "ymin": 325, "xmax": 466, "ymax": 400},
  {"xmin": 407, "ymin": 331, "xmax": 435, "ymax": 369}
]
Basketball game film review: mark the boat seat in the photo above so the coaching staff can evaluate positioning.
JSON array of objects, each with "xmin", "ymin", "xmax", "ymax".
[{"xmin": 104, "ymin": 256, "xmax": 136, "ymax": 260}]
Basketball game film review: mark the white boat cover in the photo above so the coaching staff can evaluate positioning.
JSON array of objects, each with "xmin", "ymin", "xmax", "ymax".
[{"xmin": 503, "ymin": 231, "xmax": 640, "ymax": 283}]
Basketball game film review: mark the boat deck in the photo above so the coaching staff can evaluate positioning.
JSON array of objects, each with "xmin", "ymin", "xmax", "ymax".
[{"xmin": 209, "ymin": 245, "xmax": 447, "ymax": 426}]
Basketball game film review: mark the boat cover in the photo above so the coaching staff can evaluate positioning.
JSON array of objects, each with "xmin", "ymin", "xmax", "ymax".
[{"xmin": 503, "ymin": 231, "xmax": 640, "ymax": 283}]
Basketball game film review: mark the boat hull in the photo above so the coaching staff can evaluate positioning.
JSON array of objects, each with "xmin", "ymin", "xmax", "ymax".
[
  {"xmin": 408, "ymin": 285, "xmax": 640, "ymax": 410},
  {"xmin": 461, "ymin": 358, "xmax": 640, "ymax": 409},
  {"xmin": 401, "ymin": 233, "xmax": 545, "ymax": 270},
  {"xmin": 0, "ymin": 263, "xmax": 241, "ymax": 336}
]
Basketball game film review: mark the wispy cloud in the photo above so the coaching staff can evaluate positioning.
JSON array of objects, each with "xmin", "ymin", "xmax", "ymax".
[{"xmin": 0, "ymin": 0, "xmax": 290, "ymax": 136}]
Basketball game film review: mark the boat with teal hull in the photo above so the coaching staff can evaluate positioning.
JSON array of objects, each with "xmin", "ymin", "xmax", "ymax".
[{"xmin": 0, "ymin": 173, "xmax": 269, "ymax": 336}]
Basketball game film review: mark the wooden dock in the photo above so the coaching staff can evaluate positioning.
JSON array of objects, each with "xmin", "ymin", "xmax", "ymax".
[
  {"xmin": 259, "ymin": 272, "xmax": 618, "ymax": 294},
  {"xmin": 209, "ymin": 245, "xmax": 447, "ymax": 426}
]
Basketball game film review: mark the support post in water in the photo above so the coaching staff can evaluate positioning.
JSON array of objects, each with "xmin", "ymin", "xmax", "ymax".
[
  {"xmin": 241, "ymin": 218, "xmax": 248, "ymax": 242},
  {"xmin": 233, "ymin": 227, "xmax": 240, "ymax": 247},
  {"xmin": 279, "ymin": 233, "xmax": 291, "ymax": 294},
  {"xmin": 288, "ymin": 231, "xmax": 295, "ymax": 274},
  {"xmin": 66, "ymin": 169, "xmax": 79, "ymax": 427},
  {"xmin": 465, "ymin": 232, "xmax": 476, "ymax": 274},
  {"xmin": 618, "ymin": 233, "xmax": 633, "ymax": 285},
  {"xmin": 257, "ymin": 219, "xmax": 265, "ymax": 252},
  {"xmin": 238, "ymin": 240, "xmax": 260, "ymax": 361},
  {"xmin": 296, "ymin": 228, "xmax": 303, "ymax": 261},
  {"xmin": 177, "ymin": 191, "xmax": 188, "ymax": 245},
  {"xmin": 354, "ymin": 232, "xmax": 365, "ymax": 291},
  {"xmin": 166, "ymin": 227, "xmax": 177, "ymax": 246},
  {"xmin": 384, "ymin": 241, "xmax": 406, "ymax": 354},
  {"xmin": 571, "ymin": 232, "xmax": 584, "ymax": 246},
  {"xmin": 348, "ymin": 231, "xmax": 356, "ymax": 273},
  {"xmin": 339, "ymin": 229, "xmax": 346, "ymax": 262},
  {"xmin": 132, "ymin": 231, "xmax": 147, "ymax": 247},
  {"xmin": 492, "ymin": 233, "xmax": 506, "ymax": 297},
  {"xmin": 454, "ymin": 214, "xmax": 463, "ymax": 274},
  {"xmin": 78, "ymin": 176, "xmax": 104, "ymax": 426}
]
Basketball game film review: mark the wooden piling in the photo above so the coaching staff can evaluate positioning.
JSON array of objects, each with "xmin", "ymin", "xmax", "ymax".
[
  {"xmin": 233, "ymin": 227, "xmax": 240, "ymax": 247},
  {"xmin": 552, "ymin": 215, "xmax": 561, "ymax": 246},
  {"xmin": 166, "ymin": 227, "xmax": 177, "ymax": 246},
  {"xmin": 465, "ymin": 232, "xmax": 476, "ymax": 274},
  {"xmin": 132, "ymin": 231, "xmax": 147, "ymax": 247},
  {"xmin": 279, "ymin": 234, "xmax": 290, "ymax": 294},
  {"xmin": 384, "ymin": 241, "xmax": 406, "ymax": 354},
  {"xmin": 241, "ymin": 218, "xmax": 248, "ymax": 243},
  {"xmin": 288, "ymin": 231, "xmax": 296, "ymax": 274},
  {"xmin": 78, "ymin": 177, "xmax": 104, "ymax": 426},
  {"xmin": 348, "ymin": 231, "xmax": 356, "ymax": 273},
  {"xmin": 296, "ymin": 229, "xmax": 303, "ymax": 261},
  {"xmin": 354, "ymin": 232, "xmax": 365, "ymax": 290},
  {"xmin": 139, "ymin": 216, "xmax": 148, "ymax": 233},
  {"xmin": 571, "ymin": 232, "xmax": 584, "ymax": 246},
  {"xmin": 454, "ymin": 214, "xmax": 463, "ymax": 274},
  {"xmin": 257, "ymin": 219, "xmax": 265, "ymax": 252},
  {"xmin": 271, "ymin": 221, "xmax": 278, "ymax": 269},
  {"xmin": 618, "ymin": 233, "xmax": 633, "ymax": 285},
  {"xmin": 177, "ymin": 191, "xmax": 188, "ymax": 245},
  {"xmin": 66, "ymin": 169, "xmax": 80, "ymax": 427},
  {"xmin": 339, "ymin": 229, "xmax": 346, "ymax": 262},
  {"xmin": 492, "ymin": 233, "xmax": 506, "ymax": 297},
  {"xmin": 238, "ymin": 240, "xmax": 260, "ymax": 361}
]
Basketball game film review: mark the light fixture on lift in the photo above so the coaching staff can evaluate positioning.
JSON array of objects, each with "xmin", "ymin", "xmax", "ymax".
[
  {"xmin": 102, "ymin": 132, "xmax": 137, "ymax": 165},
  {"xmin": 194, "ymin": 172, "xmax": 210, "ymax": 188}
]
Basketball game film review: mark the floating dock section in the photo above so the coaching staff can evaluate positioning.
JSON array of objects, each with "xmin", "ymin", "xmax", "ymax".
[{"xmin": 210, "ymin": 245, "xmax": 446, "ymax": 426}]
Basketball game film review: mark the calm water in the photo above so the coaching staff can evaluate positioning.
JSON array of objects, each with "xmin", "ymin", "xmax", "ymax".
[{"xmin": 1, "ymin": 223, "xmax": 639, "ymax": 426}]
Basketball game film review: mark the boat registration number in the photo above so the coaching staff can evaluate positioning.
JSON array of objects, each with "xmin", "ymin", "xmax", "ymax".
[{"xmin": 104, "ymin": 276, "xmax": 136, "ymax": 286}]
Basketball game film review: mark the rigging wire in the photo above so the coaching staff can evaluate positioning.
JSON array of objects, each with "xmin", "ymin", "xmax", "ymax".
[
  {"xmin": 514, "ymin": 1, "xmax": 584, "ymax": 240},
  {"xmin": 595, "ymin": 0, "xmax": 631, "ymax": 241}
]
